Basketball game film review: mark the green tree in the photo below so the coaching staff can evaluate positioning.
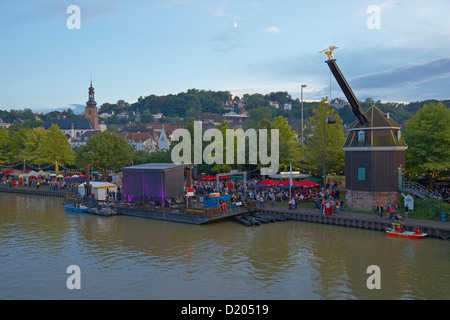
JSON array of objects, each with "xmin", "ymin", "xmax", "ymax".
[
  {"xmin": 305, "ymin": 99, "xmax": 345, "ymax": 184},
  {"xmin": 0, "ymin": 128, "xmax": 10, "ymax": 164},
  {"xmin": 403, "ymin": 101, "xmax": 450, "ymax": 187},
  {"xmin": 41, "ymin": 124, "xmax": 75, "ymax": 170},
  {"xmin": 8, "ymin": 128, "xmax": 30, "ymax": 164},
  {"xmin": 76, "ymin": 131, "xmax": 135, "ymax": 181},
  {"xmin": 22, "ymin": 127, "xmax": 47, "ymax": 166},
  {"xmin": 271, "ymin": 116, "xmax": 303, "ymax": 172}
]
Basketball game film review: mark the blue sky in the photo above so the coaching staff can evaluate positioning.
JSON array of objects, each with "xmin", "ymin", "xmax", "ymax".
[{"xmin": 1, "ymin": 0, "xmax": 449, "ymax": 113}]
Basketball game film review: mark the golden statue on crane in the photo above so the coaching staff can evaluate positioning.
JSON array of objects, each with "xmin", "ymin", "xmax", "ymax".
[{"xmin": 320, "ymin": 46, "xmax": 339, "ymax": 60}]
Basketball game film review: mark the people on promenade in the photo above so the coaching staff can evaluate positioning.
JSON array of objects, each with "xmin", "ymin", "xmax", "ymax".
[{"xmin": 376, "ymin": 203, "xmax": 383, "ymax": 219}]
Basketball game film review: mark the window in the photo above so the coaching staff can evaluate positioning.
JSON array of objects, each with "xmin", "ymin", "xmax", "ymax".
[
  {"xmin": 397, "ymin": 130, "xmax": 402, "ymax": 141},
  {"xmin": 358, "ymin": 168, "xmax": 366, "ymax": 181},
  {"xmin": 358, "ymin": 130, "xmax": 365, "ymax": 142}
]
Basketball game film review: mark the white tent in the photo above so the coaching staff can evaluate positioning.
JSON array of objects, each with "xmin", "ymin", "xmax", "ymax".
[{"xmin": 78, "ymin": 182, "xmax": 118, "ymax": 201}]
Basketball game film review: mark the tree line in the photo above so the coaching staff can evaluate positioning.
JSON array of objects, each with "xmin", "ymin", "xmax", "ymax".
[{"xmin": 0, "ymin": 98, "xmax": 448, "ymax": 186}]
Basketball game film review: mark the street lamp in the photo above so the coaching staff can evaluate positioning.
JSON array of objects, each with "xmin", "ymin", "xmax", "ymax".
[{"xmin": 301, "ymin": 84, "xmax": 307, "ymax": 146}]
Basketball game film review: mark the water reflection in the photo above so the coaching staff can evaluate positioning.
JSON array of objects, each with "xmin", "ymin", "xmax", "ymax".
[{"xmin": 0, "ymin": 193, "xmax": 449, "ymax": 300}]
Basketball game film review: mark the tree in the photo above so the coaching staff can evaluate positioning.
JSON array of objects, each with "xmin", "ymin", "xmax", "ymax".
[
  {"xmin": 271, "ymin": 116, "xmax": 303, "ymax": 172},
  {"xmin": 8, "ymin": 128, "xmax": 30, "ymax": 164},
  {"xmin": 22, "ymin": 127, "xmax": 47, "ymax": 166},
  {"xmin": 305, "ymin": 99, "xmax": 345, "ymax": 184},
  {"xmin": 40, "ymin": 124, "xmax": 75, "ymax": 170},
  {"xmin": 0, "ymin": 128, "xmax": 10, "ymax": 164},
  {"xmin": 403, "ymin": 101, "xmax": 450, "ymax": 187},
  {"xmin": 76, "ymin": 131, "xmax": 135, "ymax": 181}
]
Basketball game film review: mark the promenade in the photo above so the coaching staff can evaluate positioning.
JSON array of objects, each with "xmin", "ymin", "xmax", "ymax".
[{"xmin": 258, "ymin": 204, "xmax": 450, "ymax": 240}]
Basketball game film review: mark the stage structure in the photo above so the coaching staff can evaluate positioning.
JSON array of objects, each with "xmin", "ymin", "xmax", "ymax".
[
  {"xmin": 323, "ymin": 50, "xmax": 408, "ymax": 211},
  {"xmin": 122, "ymin": 163, "xmax": 191, "ymax": 206}
]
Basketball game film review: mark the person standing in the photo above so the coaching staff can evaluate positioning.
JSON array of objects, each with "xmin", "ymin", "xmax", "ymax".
[
  {"xmin": 376, "ymin": 203, "xmax": 383, "ymax": 219},
  {"xmin": 404, "ymin": 204, "xmax": 409, "ymax": 219}
]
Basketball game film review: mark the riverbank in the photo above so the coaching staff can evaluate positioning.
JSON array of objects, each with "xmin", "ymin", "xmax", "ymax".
[
  {"xmin": 1, "ymin": 186, "xmax": 449, "ymax": 240},
  {"xmin": 0, "ymin": 186, "xmax": 68, "ymax": 197},
  {"xmin": 259, "ymin": 205, "xmax": 450, "ymax": 241}
]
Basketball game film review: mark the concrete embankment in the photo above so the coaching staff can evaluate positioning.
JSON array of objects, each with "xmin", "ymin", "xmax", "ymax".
[
  {"xmin": 258, "ymin": 206, "xmax": 450, "ymax": 241},
  {"xmin": 0, "ymin": 186, "xmax": 67, "ymax": 198}
]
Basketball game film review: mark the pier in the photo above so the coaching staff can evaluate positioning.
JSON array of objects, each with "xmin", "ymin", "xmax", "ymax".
[{"xmin": 257, "ymin": 206, "xmax": 450, "ymax": 241}]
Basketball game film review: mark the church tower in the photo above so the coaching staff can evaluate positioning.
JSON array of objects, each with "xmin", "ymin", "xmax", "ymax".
[{"xmin": 85, "ymin": 80, "xmax": 98, "ymax": 130}]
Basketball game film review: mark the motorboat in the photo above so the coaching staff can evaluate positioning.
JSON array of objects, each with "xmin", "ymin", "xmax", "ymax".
[{"xmin": 386, "ymin": 220, "xmax": 427, "ymax": 239}]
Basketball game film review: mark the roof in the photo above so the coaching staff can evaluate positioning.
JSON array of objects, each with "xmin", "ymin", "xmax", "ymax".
[
  {"xmin": 78, "ymin": 182, "xmax": 117, "ymax": 189},
  {"xmin": 43, "ymin": 118, "xmax": 93, "ymax": 130},
  {"xmin": 343, "ymin": 106, "xmax": 408, "ymax": 149},
  {"xmin": 122, "ymin": 163, "xmax": 190, "ymax": 171},
  {"xmin": 348, "ymin": 106, "xmax": 400, "ymax": 130},
  {"xmin": 114, "ymin": 132, "xmax": 157, "ymax": 143}
]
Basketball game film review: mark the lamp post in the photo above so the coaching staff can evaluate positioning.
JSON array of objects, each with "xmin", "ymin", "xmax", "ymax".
[{"xmin": 301, "ymin": 84, "xmax": 307, "ymax": 146}]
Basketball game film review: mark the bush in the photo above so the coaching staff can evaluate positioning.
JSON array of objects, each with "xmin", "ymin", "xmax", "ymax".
[{"xmin": 411, "ymin": 198, "xmax": 450, "ymax": 220}]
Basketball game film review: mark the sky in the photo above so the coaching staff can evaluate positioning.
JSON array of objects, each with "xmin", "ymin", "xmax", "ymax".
[{"xmin": 0, "ymin": 0, "xmax": 449, "ymax": 113}]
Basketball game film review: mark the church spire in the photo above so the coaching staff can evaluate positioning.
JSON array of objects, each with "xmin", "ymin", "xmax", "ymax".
[
  {"xmin": 85, "ymin": 78, "xmax": 98, "ymax": 131},
  {"xmin": 86, "ymin": 78, "xmax": 97, "ymax": 108}
]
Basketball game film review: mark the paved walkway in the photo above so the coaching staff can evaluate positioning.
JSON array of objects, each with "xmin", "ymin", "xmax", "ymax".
[{"xmin": 259, "ymin": 204, "xmax": 450, "ymax": 231}]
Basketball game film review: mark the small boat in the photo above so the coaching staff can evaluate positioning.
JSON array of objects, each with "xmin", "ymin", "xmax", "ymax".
[
  {"xmin": 64, "ymin": 203, "xmax": 88, "ymax": 213},
  {"xmin": 386, "ymin": 221, "xmax": 427, "ymax": 239},
  {"xmin": 87, "ymin": 206, "xmax": 115, "ymax": 217}
]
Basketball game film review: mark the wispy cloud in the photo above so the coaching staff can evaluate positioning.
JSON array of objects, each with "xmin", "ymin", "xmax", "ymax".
[
  {"xmin": 351, "ymin": 57, "xmax": 450, "ymax": 89},
  {"xmin": 263, "ymin": 26, "xmax": 280, "ymax": 34}
]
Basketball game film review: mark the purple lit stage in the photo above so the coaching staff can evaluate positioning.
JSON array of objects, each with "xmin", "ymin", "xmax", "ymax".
[{"xmin": 122, "ymin": 163, "xmax": 189, "ymax": 206}]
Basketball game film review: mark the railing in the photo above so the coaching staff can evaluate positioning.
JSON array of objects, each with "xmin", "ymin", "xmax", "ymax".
[{"xmin": 402, "ymin": 181, "xmax": 442, "ymax": 200}]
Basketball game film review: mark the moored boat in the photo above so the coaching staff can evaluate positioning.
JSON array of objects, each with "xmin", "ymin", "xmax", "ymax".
[
  {"xmin": 64, "ymin": 203, "xmax": 88, "ymax": 213},
  {"xmin": 386, "ymin": 221, "xmax": 427, "ymax": 239}
]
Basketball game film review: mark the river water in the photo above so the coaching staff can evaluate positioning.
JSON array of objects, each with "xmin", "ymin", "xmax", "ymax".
[{"xmin": 0, "ymin": 193, "xmax": 449, "ymax": 300}]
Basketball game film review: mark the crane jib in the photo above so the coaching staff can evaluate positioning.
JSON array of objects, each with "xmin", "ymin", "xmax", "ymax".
[{"xmin": 325, "ymin": 59, "xmax": 368, "ymax": 126}]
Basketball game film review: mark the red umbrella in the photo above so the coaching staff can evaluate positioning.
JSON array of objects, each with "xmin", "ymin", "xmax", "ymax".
[
  {"xmin": 3, "ymin": 169, "xmax": 23, "ymax": 175},
  {"xmin": 28, "ymin": 175, "xmax": 36, "ymax": 179},
  {"xmin": 78, "ymin": 174, "xmax": 85, "ymax": 178},
  {"xmin": 200, "ymin": 175, "xmax": 216, "ymax": 180},
  {"xmin": 298, "ymin": 179, "xmax": 320, "ymax": 188},
  {"xmin": 278, "ymin": 179, "xmax": 302, "ymax": 186},
  {"xmin": 260, "ymin": 179, "xmax": 279, "ymax": 186}
]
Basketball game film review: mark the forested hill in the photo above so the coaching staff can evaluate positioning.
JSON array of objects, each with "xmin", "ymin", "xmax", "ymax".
[
  {"xmin": 1, "ymin": 89, "xmax": 448, "ymax": 126},
  {"xmin": 98, "ymin": 89, "xmax": 448, "ymax": 125}
]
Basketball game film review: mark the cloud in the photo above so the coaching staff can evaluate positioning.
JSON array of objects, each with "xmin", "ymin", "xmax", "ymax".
[
  {"xmin": 263, "ymin": 26, "xmax": 280, "ymax": 34},
  {"xmin": 351, "ymin": 57, "xmax": 450, "ymax": 89}
]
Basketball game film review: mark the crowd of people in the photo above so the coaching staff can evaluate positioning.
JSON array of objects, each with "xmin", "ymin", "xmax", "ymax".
[{"xmin": 192, "ymin": 177, "xmax": 344, "ymax": 215}]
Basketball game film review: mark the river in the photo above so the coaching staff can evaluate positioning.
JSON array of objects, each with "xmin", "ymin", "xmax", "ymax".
[{"xmin": 0, "ymin": 193, "xmax": 448, "ymax": 300}]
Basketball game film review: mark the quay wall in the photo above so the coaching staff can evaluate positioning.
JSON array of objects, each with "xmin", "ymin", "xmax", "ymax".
[
  {"xmin": 258, "ymin": 209, "xmax": 450, "ymax": 241},
  {"xmin": 0, "ymin": 186, "xmax": 66, "ymax": 198},
  {"xmin": 117, "ymin": 207, "xmax": 210, "ymax": 225}
]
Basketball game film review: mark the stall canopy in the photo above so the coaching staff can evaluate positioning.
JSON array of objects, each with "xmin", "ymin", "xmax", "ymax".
[
  {"xmin": 260, "ymin": 179, "xmax": 279, "ymax": 186},
  {"xmin": 298, "ymin": 179, "xmax": 320, "ymax": 188},
  {"xmin": 78, "ymin": 182, "xmax": 118, "ymax": 201},
  {"xmin": 199, "ymin": 175, "xmax": 216, "ymax": 180},
  {"xmin": 278, "ymin": 180, "xmax": 302, "ymax": 187}
]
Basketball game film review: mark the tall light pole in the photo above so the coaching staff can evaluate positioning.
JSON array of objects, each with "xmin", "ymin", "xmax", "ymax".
[{"xmin": 301, "ymin": 84, "xmax": 307, "ymax": 146}]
